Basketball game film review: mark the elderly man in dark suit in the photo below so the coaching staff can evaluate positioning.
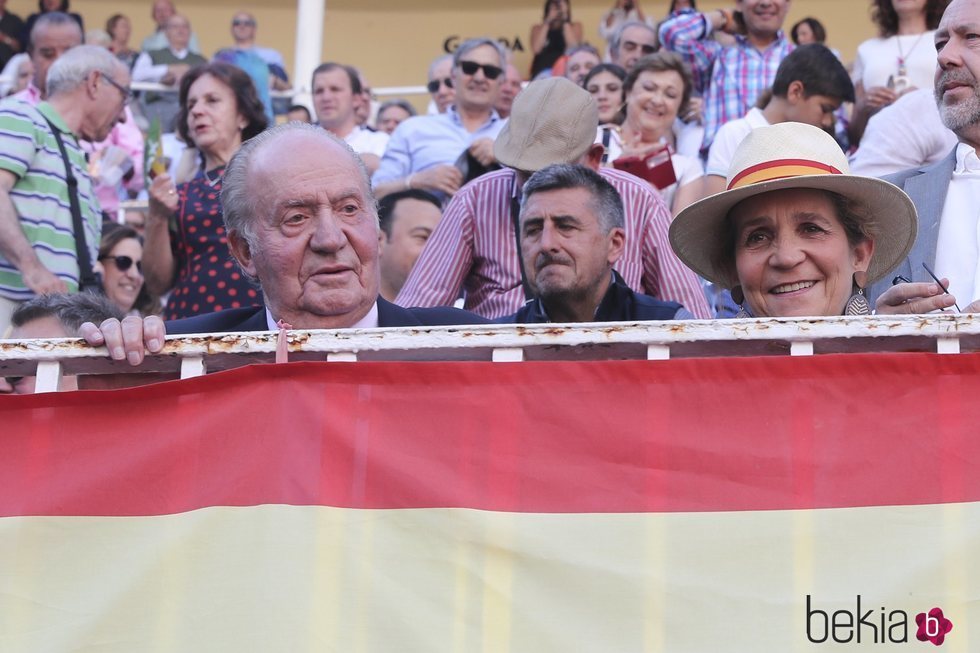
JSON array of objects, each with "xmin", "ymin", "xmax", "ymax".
[
  {"xmin": 82, "ymin": 123, "xmax": 485, "ymax": 364},
  {"xmin": 872, "ymin": 0, "xmax": 980, "ymax": 315}
]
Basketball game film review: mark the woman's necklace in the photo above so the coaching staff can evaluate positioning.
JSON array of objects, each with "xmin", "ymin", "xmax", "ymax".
[{"xmin": 896, "ymin": 31, "xmax": 927, "ymax": 77}]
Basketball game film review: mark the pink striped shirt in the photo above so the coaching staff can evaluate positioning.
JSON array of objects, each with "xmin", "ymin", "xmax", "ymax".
[{"xmin": 396, "ymin": 167, "xmax": 711, "ymax": 319}]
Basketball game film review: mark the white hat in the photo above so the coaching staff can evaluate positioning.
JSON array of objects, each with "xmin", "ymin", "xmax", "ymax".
[{"xmin": 669, "ymin": 122, "xmax": 917, "ymax": 288}]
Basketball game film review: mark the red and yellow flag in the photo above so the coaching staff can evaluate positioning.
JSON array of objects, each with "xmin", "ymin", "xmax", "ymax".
[{"xmin": 1, "ymin": 354, "xmax": 977, "ymax": 650}]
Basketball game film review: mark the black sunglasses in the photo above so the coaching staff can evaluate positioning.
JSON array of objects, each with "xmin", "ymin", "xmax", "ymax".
[
  {"xmin": 100, "ymin": 254, "xmax": 142, "ymax": 274},
  {"xmin": 426, "ymin": 77, "xmax": 453, "ymax": 94},
  {"xmin": 458, "ymin": 61, "xmax": 504, "ymax": 80},
  {"xmin": 232, "ymin": 19, "xmax": 255, "ymax": 26}
]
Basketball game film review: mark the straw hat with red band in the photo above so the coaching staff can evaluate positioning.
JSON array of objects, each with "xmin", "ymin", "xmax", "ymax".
[{"xmin": 669, "ymin": 122, "xmax": 918, "ymax": 289}]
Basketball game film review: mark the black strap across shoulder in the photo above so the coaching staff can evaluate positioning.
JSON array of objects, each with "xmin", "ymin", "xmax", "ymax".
[{"xmin": 41, "ymin": 115, "xmax": 99, "ymax": 292}]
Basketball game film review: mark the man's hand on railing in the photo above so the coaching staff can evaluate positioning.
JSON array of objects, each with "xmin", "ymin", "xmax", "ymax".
[{"xmin": 78, "ymin": 315, "xmax": 167, "ymax": 365}]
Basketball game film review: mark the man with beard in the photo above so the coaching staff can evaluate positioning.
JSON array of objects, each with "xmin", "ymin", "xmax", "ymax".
[{"xmin": 871, "ymin": 0, "xmax": 980, "ymax": 315}]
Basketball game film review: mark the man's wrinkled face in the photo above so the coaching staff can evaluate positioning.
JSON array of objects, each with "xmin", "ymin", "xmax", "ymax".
[
  {"xmin": 228, "ymin": 132, "xmax": 381, "ymax": 329},
  {"xmin": 520, "ymin": 187, "xmax": 622, "ymax": 306},
  {"xmin": 935, "ymin": 0, "xmax": 980, "ymax": 135},
  {"xmin": 451, "ymin": 44, "xmax": 503, "ymax": 112}
]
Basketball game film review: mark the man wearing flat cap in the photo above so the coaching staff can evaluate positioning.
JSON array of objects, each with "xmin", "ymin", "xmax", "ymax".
[{"xmin": 395, "ymin": 76, "xmax": 710, "ymax": 319}]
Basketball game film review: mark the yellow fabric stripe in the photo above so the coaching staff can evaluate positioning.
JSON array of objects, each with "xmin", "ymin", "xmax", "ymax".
[
  {"xmin": 0, "ymin": 503, "xmax": 977, "ymax": 652},
  {"xmin": 729, "ymin": 165, "xmax": 836, "ymax": 189}
]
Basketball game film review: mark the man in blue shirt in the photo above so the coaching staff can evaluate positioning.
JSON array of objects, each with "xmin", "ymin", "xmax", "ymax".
[{"xmin": 373, "ymin": 38, "xmax": 508, "ymax": 201}]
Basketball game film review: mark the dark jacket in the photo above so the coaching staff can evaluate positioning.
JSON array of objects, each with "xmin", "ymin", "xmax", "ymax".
[
  {"xmin": 166, "ymin": 297, "xmax": 489, "ymax": 334},
  {"xmin": 496, "ymin": 271, "xmax": 687, "ymax": 324}
]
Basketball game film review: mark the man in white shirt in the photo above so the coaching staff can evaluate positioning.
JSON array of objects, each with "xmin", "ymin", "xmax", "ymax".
[
  {"xmin": 706, "ymin": 44, "xmax": 853, "ymax": 194},
  {"xmin": 311, "ymin": 62, "xmax": 388, "ymax": 175},
  {"xmin": 872, "ymin": 0, "xmax": 980, "ymax": 315}
]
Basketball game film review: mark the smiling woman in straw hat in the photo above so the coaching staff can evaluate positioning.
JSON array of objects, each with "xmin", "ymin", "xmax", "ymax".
[{"xmin": 669, "ymin": 122, "xmax": 917, "ymax": 318}]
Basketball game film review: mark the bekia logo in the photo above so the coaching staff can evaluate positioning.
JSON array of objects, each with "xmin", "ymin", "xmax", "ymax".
[{"xmin": 806, "ymin": 596, "xmax": 953, "ymax": 646}]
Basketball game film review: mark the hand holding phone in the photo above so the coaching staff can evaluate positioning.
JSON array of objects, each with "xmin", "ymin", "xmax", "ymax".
[{"xmin": 612, "ymin": 145, "xmax": 677, "ymax": 190}]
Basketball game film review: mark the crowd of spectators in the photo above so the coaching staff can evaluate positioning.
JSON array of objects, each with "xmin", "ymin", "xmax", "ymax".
[{"xmin": 5, "ymin": 0, "xmax": 980, "ymax": 394}]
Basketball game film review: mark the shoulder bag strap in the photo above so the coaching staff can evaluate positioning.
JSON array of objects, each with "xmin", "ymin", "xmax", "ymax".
[
  {"xmin": 41, "ymin": 114, "xmax": 98, "ymax": 291},
  {"xmin": 510, "ymin": 177, "xmax": 534, "ymax": 301}
]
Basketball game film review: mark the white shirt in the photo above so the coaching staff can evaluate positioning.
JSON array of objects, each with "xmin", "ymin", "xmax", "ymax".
[
  {"xmin": 849, "ymin": 88, "xmax": 958, "ymax": 177},
  {"xmin": 264, "ymin": 303, "xmax": 380, "ymax": 330},
  {"xmin": 706, "ymin": 107, "xmax": 770, "ymax": 178},
  {"xmin": 132, "ymin": 48, "xmax": 192, "ymax": 83},
  {"xmin": 345, "ymin": 125, "xmax": 389, "ymax": 158},
  {"xmin": 853, "ymin": 32, "xmax": 937, "ymax": 93},
  {"xmin": 934, "ymin": 142, "xmax": 980, "ymax": 305}
]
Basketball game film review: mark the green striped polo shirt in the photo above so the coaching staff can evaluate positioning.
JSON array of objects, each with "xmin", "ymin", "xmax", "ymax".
[{"xmin": 0, "ymin": 100, "xmax": 101, "ymax": 299}]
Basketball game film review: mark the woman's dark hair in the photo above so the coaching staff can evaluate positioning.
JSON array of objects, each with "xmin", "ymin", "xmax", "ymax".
[
  {"xmin": 871, "ymin": 0, "xmax": 948, "ymax": 37},
  {"xmin": 790, "ymin": 17, "xmax": 827, "ymax": 44},
  {"xmin": 583, "ymin": 63, "xmax": 627, "ymax": 124},
  {"xmin": 623, "ymin": 51, "xmax": 694, "ymax": 116},
  {"xmin": 105, "ymin": 13, "xmax": 127, "ymax": 39},
  {"xmin": 583, "ymin": 62, "xmax": 626, "ymax": 88},
  {"xmin": 99, "ymin": 223, "xmax": 161, "ymax": 316},
  {"xmin": 176, "ymin": 62, "xmax": 269, "ymax": 148},
  {"xmin": 38, "ymin": 0, "xmax": 69, "ymax": 12},
  {"xmin": 543, "ymin": 0, "xmax": 571, "ymax": 21}
]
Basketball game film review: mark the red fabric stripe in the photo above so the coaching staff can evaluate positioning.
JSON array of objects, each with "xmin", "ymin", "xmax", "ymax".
[
  {"xmin": 727, "ymin": 158, "xmax": 843, "ymax": 188},
  {"xmin": 2, "ymin": 353, "xmax": 980, "ymax": 517}
]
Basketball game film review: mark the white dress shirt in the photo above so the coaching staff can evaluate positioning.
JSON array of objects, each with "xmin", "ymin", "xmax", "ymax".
[{"xmin": 934, "ymin": 142, "xmax": 980, "ymax": 305}]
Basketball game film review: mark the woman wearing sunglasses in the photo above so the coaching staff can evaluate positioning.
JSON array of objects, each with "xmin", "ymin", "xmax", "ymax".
[{"xmin": 97, "ymin": 224, "xmax": 160, "ymax": 317}]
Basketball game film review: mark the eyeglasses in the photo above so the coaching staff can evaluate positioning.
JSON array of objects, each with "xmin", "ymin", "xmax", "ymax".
[
  {"xmin": 426, "ymin": 77, "xmax": 453, "ymax": 94},
  {"xmin": 102, "ymin": 72, "xmax": 134, "ymax": 105},
  {"xmin": 621, "ymin": 40, "xmax": 657, "ymax": 55},
  {"xmin": 458, "ymin": 61, "xmax": 504, "ymax": 80},
  {"xmin": 99, "ymin": 254, "xmax": 142, "ymax": 274},
  {"xmin": 232, "ymin": 19, "xmax": 255, "ymax": 26}
]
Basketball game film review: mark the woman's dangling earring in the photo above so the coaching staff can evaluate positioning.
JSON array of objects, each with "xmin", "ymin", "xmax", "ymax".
[
  {"xmin": 731, "ymin": 285, "xmax": 750, "ymax": 318},
  {"xmin": 844, "ymin": 271, "xmax": 871, "ymax": 316}
]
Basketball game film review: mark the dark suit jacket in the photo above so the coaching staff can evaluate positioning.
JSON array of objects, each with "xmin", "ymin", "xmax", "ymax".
[
  {"xmin": 166, "ymin": 297, "xmax": 489, "ymax": 334},
  {"xmin": 867, "ymin": 147, "xmax": 957, "ymax": 304}
]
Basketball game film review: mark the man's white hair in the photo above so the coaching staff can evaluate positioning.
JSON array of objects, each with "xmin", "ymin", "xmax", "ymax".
[{"xmin": 46, "ymin": 44, "xmax": 123, "ymax": 97}]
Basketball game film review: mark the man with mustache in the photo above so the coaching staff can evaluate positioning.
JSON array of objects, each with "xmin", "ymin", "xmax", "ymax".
[
  {"xmin": 872, "ymin": 0, "xmax": 980, "ymax": 315},
  {"xmin": 498, "ymin": 164, "xmax": 689, "ymax": 323}
]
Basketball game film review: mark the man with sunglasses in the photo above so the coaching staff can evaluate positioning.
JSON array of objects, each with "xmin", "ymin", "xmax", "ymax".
[
  {"xmin": 659, "ymin": 0, "xmax": 793, "ymax": 154},
  {"xmin": 14, "ymin": 12, "xmax": 146, "ymax": 236},
  {"xmin": 373, "ymin": 38, "xmax": 508, "ymax": 201},
  {"xmin": 0, "ymin": 45, "xmax": 130, "ymax": 333},
  {"xmin": 426, "ymin": 54, "xmax": 455, "ymax": 114},
  {"xmin": 229, "ymin": 11, "xmax": 289, "ymax": 91},
  {"xmin": 608, "ymin": 21, "xmax": 658, "ymax": 71}
]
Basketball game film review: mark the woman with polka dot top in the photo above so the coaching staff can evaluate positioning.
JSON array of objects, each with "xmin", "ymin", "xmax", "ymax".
[{"xmin": 142, "ymin": 62, "xmax": 268, "ymax": 320}]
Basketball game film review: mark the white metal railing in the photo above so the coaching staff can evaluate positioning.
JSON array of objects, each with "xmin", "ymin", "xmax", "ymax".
[
  {"xmin": 2, "ymin": 314, "xmax": 978, "ymax": 394},
  {"xmin": 131, "ymin": 81, "xmax": 428, "ymax": 100}
]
